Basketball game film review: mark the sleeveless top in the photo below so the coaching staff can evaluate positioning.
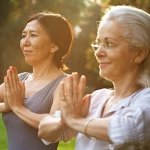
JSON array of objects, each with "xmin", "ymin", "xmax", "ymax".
[{"xmin": 2, "ymin": 72, "xmax": 66, "ymax": 150}]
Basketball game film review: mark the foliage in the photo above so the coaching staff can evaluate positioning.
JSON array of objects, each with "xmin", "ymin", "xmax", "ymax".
[
  {"xmin": 0, "ymin": 114, "xmax": 8, "ymax": 150},
  {"xmin": 85, "ymin": 0, "xmax": 150, "ymax": 89},
  {"xmin": 0, "ymin": 0, "xmax": 150, "ymax": 89},
  {"xmin": 0, "ymin": 1, "xmax": 150, "ymax": 149}
]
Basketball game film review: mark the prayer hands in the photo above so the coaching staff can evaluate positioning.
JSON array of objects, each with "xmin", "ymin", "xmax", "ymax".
[
  {"xmin": 60, "ymin": 72, "xmax": 91, "ymax": 124},
  {"xmin": 4, "ymin": 66, "xmax": 25, "ymax": 111}
]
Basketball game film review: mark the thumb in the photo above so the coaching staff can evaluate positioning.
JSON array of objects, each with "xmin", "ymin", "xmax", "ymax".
[
  {"xmin": 20, "ymin": 81, "xmax": 25, "ymax": 99},
  {"xmin": 81, "ymin": 94, "xmax": 91, "ymax": 117},
  {"xmin": 82, "ymin": 94, "xmax": 91, "ymax": 107}
]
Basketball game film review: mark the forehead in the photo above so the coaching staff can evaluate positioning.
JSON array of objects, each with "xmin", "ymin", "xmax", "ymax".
[
  {"xmin": 23, "ymin": 20, "xmax": 43, "ymax": 32},
  {"xmin": 97, "ymin": 20, "xmax": 124, "ymax": 40}
]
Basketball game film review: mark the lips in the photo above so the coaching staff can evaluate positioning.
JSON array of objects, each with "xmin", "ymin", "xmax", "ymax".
[
  {"xmin": 99, "ymin": 62, "xmax": 110, "ymax": 68},
  {"xmin": 23, "ymin": 50, "xmax": 33, "ymax": 56},
  {"xmin": 23, "ymin": 50, "xmax": 32, "ymax": 52}
]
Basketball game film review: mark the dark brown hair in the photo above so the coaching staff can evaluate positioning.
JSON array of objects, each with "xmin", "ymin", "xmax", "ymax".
[{"xmin": 27, "ymin": 12, "xmax": 73, "ymax": 70}]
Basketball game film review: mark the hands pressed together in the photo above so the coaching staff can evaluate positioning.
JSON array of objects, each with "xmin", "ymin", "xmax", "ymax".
[
  {"xmin": 3, "ymin": 68, "xmax": 91, "ymax": 142},
  {"xmin": 38, "ymin": 72, "xmax": 91, "ymax": 142},
  {"xmin": 4, "ymin": 66, "xmax": 25, "ymax": 112},
  {"xmin": 59, "ymin": 72, "xmax": 91, "ymax": 127}
]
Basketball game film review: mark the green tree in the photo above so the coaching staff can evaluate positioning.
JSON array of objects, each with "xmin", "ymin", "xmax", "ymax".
[
  {"xmin": 0, "ymin": 0, "xmax": 94, "ymax": 83},
  {"xmin": 1, "ymin": 0, "xmax": 149, "ymax": 90}
]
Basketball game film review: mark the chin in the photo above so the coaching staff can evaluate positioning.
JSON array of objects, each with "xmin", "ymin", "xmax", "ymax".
[
  {"xmin": 24, "ymin": 58, "xmax": 34, "ymax": 66},
  {"xmin": 99, "ymin": 70, "xmax": 107, "ymax": 78},
  {"xmin": 99, "ymin": 71, "xmax": 111, "ymax": 80}
]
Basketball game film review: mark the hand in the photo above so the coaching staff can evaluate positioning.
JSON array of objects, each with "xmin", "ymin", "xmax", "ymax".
[
  {"xmin": 4, "ymin": 66, "xmax": 25, "ymax": 110},
  {"xmin": 81, "ymin": 94, "xmax": 91, "ymax": 117},
  {"xmin": 0, "ymin": 102, "xmax": 10, "ymax": 113},
  {"xmin": 38, "ymin": 115, "xmax": 62, "ymax": 141},
  {"xmin": 60, "ymin": 72, "xmax": 91, "ymax": 124},
  {"xmin": 3, "ymin": 87, "xmax": 10, "ymax": 112}
]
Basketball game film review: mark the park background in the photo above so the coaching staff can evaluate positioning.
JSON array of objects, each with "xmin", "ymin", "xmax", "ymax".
[{"xmin": 0, "ymin": 0, "xmax": 149, "ymax": 149}]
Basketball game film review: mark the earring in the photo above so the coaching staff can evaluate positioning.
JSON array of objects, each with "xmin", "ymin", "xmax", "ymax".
[
  {"xmin": 51, "ymin": 47, "xmax": 58, "ymax": 53},
  {"xmin": 135, "ymin": 59, "xmax": 138, "ymax": 64},
  {"xmin": 135, "ymin": 57, "xmax": 141, "ymax": 64}
]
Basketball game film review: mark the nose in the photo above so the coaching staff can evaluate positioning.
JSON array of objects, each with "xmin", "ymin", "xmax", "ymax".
[
  {"xmin": 94, "ymin": 44, "xmax": 105, "ymax": 57},
  {"xmin": 22, "ymin": 35, "xmax": 30, "ymax": 46}
]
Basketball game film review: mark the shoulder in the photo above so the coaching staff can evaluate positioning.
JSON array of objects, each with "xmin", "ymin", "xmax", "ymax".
[
  {"xmin": 90, "ymin": 88, "xmax": 113, "ymax": 106},
  {"xmin": 52, "ymin": 74, "xmax": 66, "ymax": 86},
  {"xmin": 18, "ymin": 72, "xmax": 30, "ymax": 80},
  {"xmin": 53, "ymin": 74, "xmax": 67, "ymax": 96},
  {"xmin": 132, "ymin": 87, "xmax": 150, "ymax": 106},
  {"xmin": 134, "ymin": 88, "xmax": 150, "ymax": 101},
  {"xmin": 91, "ymin": 88, "xmax": 113, "ymax": 99},
  {"xmin": 137, "ymin": 87, "xmax": 150, "ymax": 96}
]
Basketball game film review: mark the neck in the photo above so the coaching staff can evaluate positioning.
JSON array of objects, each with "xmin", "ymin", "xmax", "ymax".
[
  {"xmin": 29, "ymin": 62, "xmax": 63, "ymax": 81},
  {"xmin": 112, "ymin": 73, "xmax": 143, "ymax": 101}
]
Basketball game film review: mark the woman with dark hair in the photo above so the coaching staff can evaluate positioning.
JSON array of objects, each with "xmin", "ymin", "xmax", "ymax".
[{"xmin": 0, "ymin": 12, "xmax": 73, "ymax": 150}]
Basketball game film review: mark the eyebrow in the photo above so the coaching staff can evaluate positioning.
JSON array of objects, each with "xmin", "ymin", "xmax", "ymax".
[
  {"xmin": 22, "ymin": 30, "xmax": 38, "ymax": 34},
  {"xmin": 105, "ymin": 37, "xmax": 116, "ymax": 41},
  {"xmin": 96, "ymin": 37, "xmax": 117, "ymax": 42}
]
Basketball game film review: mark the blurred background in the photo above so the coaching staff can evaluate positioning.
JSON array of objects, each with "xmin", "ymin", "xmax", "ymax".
[
  {"xmin": 0, "ymin": 0, "xmax": 150, "ymax": 150},
  {"xmin": 0, "ymin": 0, "xmax": 150, "ymax": 91}
]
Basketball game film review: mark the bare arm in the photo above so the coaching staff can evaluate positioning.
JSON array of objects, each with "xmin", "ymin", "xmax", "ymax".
[
  {"xmin": 0, "ymin": 83, "xmax": 6, "ymax": 112},
  {"xmin": 40, "ymin": 81, "xmax": 70, "ymax": 137},
  {"xmin": 38, "ymin": 80, "xmax": 76, "ymax": 142},
  {"xmin": 64, "ymin": 117, "xmax": 110, "ymax": 141},
  {"xmin": 5, "ymin": 66, "xmax": 74, "ymax": 141},
  {"xmin": 0, "ymin": 80, "xmax": 11, "ymax": 112},
  {"xmin": 12, "ymin": 85, "xmax": 63, "ymax": 131},
  {"xmin": 4, "ymin": 66, "xmax": 49, "ymax": 128},
  {"xmin": 12, "ymin": 106, "xmax": 48, "ymax": 128},
  {"xmin": 5, "ymin": 66, "xmax": 67, "ymax": 133},
  {"xmin": 0, "ymin": 103, "xmax": 7, "ymax": 112},
  {"xmin": 0, "ymin": 83, "xmax": 4, "ymax": 102}
]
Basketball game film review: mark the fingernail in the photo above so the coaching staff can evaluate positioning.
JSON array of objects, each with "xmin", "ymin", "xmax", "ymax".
[
  {"xmin": 6, "ymin": 76, "xmax": 9, "ymax": 80},
  {"xmin": 12, "ymin": 66, "xmax": 16, "ymax": 70},
  {"xmin": 9, "ymin": 66, "xmax": 13, "ymax": 69}
]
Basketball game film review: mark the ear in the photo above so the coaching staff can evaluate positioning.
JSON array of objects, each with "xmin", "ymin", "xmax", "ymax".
[
  {"xmin": 134, "ymin": 49, "xmax": 149, "ymax": 64},
  {"xmin": 50, "ymin": 46, "xmax": 58, "ymax": 54}
]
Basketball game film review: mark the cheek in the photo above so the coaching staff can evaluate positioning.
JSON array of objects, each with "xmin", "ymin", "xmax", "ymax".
[{"xmin": 20, "ymin": 40, "xmax": 23, "ymax": 50}]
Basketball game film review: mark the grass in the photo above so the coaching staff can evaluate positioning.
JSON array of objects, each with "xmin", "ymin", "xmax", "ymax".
[
  {"xmin": 0, "ymin": 114, "xmax": 8, "ymax": 150},
  {"xmin": 0, "ymin": 114, "xmax": 75, "ymax": 150},
  {"xmin": 58, "ymin": 140, "xmax": 75, "ymax": 150}
]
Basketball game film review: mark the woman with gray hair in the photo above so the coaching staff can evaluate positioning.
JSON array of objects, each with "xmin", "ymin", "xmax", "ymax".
[{"xmin": 38, "ymin": 5, "xmax": 150, "ymax": 150}]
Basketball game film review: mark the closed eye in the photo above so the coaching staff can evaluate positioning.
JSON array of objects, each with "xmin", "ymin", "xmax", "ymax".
[
  {"xmin": 106, "ymin": 41, "xmax": 115, "ymax": 47},
  {"xmin": 21, "ymin": 33, "xmax": 26, "ymax": 39}
]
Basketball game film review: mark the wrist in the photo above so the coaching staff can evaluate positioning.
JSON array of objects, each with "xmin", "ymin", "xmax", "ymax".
[
  {"xmin": 0, "ymin": 103, "xmax": 9, "ymax": 112},
  {"xmin": 12, "ymin": 105, "xmax": 24, "ymax": 112},
  {"xmin": 66, "ymin": 117, "xmax": 83, "ymax": 130}
]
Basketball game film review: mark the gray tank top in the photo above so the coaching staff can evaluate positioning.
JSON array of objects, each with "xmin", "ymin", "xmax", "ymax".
[{"xmin": 2, "ymin": 72, "xmax": 66, "ymax": 150}]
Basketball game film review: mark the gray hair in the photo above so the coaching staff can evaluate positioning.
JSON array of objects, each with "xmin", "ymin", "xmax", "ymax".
[{"xmin": 101, "ymin": 5, "xmax": 150, "ymax": 87}]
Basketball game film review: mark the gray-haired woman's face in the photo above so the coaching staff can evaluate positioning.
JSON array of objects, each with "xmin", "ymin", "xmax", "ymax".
[{"xmin": 94, "ymin": 20, "xmax": 140, "ymax": 81}]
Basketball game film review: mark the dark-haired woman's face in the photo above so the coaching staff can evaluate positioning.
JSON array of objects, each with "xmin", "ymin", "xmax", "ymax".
[{"xmin": 20, "ymin": 20, "xmax": 54, "ymax": 65}]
